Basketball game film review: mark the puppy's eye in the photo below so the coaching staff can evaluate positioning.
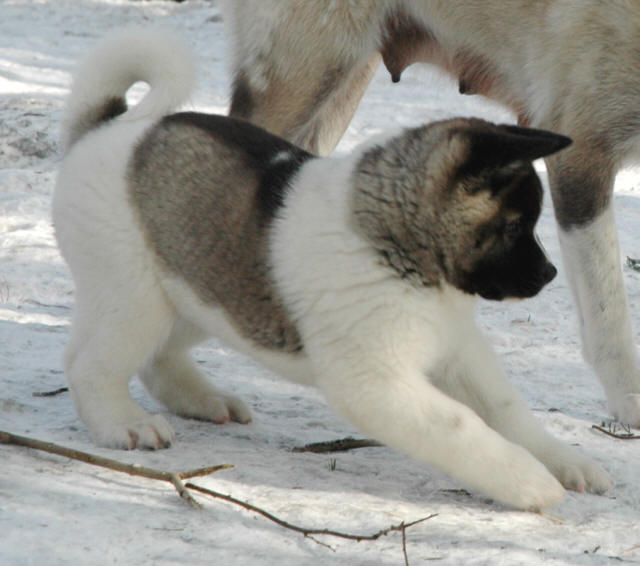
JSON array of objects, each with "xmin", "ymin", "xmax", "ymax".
[{"xmin": 504, "ymin": 220, "xmax": 522, "ymax": 239}]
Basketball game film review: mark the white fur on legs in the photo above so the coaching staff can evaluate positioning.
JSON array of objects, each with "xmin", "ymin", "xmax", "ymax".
[
  {"xmin": 64, "ymin": 287, "xmax": 176, "ymax": 449},
  {"xmin": 53, "ymin": 117, "xmax": 180, "ymax": 449},
  {"xmin": 139, "ymin": 317, "xmax": 252, "ymax": 424},
  {"xmin": 310, "ymin": 329, "xmax": 565, "ymax": 509},
  {"xmin": 434, "ymin": 328, "xmax": 612, "ymax": 494},
  {"xmin": 558, "ymin": 205, "xmax": 640, "ymax": 426},
  {"xmin": 291, "ymin": 278, "xmax": 564, "ymax": 509}
]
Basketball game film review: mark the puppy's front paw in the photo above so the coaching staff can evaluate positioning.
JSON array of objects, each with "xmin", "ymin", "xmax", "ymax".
[
  {"xmin": 91, "ymin": 413, "xmax": 175, "ymax": 450},
  {"xmin": 500, "ymin": 448, "xmax": 566, "ymax": 510},
  {"xmin": 546, "ymin": 451, "xmax": 612, "ymax": 495}
]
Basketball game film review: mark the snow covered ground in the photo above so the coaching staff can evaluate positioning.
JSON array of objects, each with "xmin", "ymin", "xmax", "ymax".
[{"xmin": 1, "ymin": 1, "xmax": 639, "ymax": 564}]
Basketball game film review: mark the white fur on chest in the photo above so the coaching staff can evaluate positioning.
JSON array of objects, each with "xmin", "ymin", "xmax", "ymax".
[{"xmin": 270, "ymin": 156, "xmax": 477, "ymax": 381}]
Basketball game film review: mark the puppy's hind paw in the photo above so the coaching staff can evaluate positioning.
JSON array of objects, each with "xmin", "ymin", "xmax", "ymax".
[
  {"xmin": 173, "ymin": 393, "xmax": 252, "ymax": 425},
  {"xmin": 92, "ymin": 414, "xmax": 176, "ymax": 450},
  {"xmin": 216, "ymin": 394, "xmax": 253, "ymax": 424}
]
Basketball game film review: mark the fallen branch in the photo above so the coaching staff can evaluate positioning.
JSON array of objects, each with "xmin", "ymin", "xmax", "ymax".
[
  {"xmin": 187, "ymin": 481, "xmax": 436, "ymax": 546},
  {"xmin": 2, "ymin": 430, "xmax": 437, "ymax": 563},
  {"xmin": 592, "ymin": 424, "xmax": 640, "ymax": 440},
  {"xmin": 292, "ymin": 436, "xmax": 383, "ymax": 453},
  {"xmin": 0, "ymin": 430, "xmax": 232, "ymax": 508},
  {"xmin": 401, "ymin": 522, "xmax": 410, "ymax": 566},
  {"xmin": 32, "ymin": 387, "xmax": 69, "ymax": 397}
]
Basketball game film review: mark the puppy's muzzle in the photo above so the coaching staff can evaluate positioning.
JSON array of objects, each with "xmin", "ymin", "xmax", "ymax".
[
  {"xmin": 541, "ymin": 261, "xmax": 558, "ymax": 285},
  {"xmin": 536, "ymin": 233, "xmax": 557, "ymax": 284}
]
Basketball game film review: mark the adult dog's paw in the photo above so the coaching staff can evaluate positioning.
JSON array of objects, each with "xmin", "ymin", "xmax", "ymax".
[{"xmin": 609, "ymin": 393, "xmax": 640, "ymax": 428}]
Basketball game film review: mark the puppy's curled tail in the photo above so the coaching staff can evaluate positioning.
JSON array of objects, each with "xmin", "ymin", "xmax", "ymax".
[{"xmin": 63, "ymin": 27, "xmax": 196, "ymax": 150}]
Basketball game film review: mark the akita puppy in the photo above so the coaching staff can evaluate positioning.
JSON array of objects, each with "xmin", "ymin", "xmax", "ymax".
[
  {"xmin": 223, "ymin": 0, "xmax": 640, "ymax": 426},
  {"xmin": 54, "ymin": 29, "xmax": 611, "ymax": 510}
]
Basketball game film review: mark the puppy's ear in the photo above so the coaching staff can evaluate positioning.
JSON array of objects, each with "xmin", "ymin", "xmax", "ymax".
[
  {"xmin": 497, "ymin": 125, "xmax": 572, "ymax": 160},
  {"xmin": 462, "ymin": 125, "xmax": 572, "ymax": 176}
]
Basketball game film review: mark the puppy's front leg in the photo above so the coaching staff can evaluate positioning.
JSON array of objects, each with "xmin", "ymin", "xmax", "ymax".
[
  {"xmin": 306, "ymin": 333, "xmax": 565, "ymax": 510},
  {"xmin": 434, "ymin": 328, "xmax": 612, "ymax": 495}
]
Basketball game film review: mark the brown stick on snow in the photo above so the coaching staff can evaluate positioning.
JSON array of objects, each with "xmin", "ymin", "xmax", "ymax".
[
  {"xmin": 591, "ymin": 424, "xmax": 640, "ymax": 440},
  {"xmin": 0, "ymin": 430, "xmax": 233, "ymax": 508},
  {"xmin": 32, "ymin": 387, "xmax": 69, "ymax": 397},
  {"xmin": 187, "ymin": 481, "xmax": 436, "ymax": 542},
  {"xmin": 292, "ymin": 436, "xmax": 383, "ymax": 453},
  {"xmin": 2, "ymin": 430, "xmax": 437, "ymax": 563}
]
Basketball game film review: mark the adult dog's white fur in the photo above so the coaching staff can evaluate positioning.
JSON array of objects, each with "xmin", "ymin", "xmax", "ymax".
[{"xmin": 54, "ymin": 29, "xmax": 611, "ymax": 510}]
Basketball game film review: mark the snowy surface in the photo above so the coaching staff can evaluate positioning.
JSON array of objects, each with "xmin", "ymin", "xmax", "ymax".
[{"xmin": 1, "ymin": 1, "xmax": 639, "ymax": 564}]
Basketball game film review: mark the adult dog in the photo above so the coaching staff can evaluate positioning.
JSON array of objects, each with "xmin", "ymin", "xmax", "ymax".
[
  {"xmin": 223, "ymin": 0, "xmax": 640, "ymax": 426},
  {"xmin": 54, "ymin": 28, "xmax": 611, "ymax": 509}
]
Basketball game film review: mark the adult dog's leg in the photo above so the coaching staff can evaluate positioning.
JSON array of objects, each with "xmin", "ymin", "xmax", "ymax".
[
  {"xmin": 290, "ymin": 53, "xmax": 380, "ymax": 155},
  {"xmin": 547, "ymin": 146, "xmax": 640, "ymax": 426},
  {"xmin": 225, "ymin": 1, "xmax": 381, "ymax": 155},
  {"xmin": 230, "ymin": 52, "xmax": 379, "ymax": 156}
]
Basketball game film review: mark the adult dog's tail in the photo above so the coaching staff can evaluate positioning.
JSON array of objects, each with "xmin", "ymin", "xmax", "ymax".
[{"xmin": 63, "ymin": 27, "xmax": 195, "ymax": 150}]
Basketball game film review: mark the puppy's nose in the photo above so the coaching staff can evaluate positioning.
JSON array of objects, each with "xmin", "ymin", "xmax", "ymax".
[{"xmin": 542, "ymin": 262, "xmax": 557, "ymax": 284}]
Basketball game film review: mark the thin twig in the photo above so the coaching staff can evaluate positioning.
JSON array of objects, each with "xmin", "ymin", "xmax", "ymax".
[
  {"xmin": 186, "ymin": 481, "xmax": 436, "ymax": 543},
  {"xmin": 439, "ymin": 488, "xmax": 472, "ymax": 497},
  {"xmin": 168, "ymin": 472, "xmax": 200, "ymax": 508},
  {"xmin": 401, "ymin": 522, "xmax": 409, "ymax": 566},
  {"xmin": 0, "ymin": 430, "xmax": 232, "ymax": 508},
  {"xmin": 623, "ymin": 544, "xmax": 640, "ymax": 554},
  {"xmin": 592, "ymin": 425, "xmax": 640, "ymax": 440},
  {"xmin": 25, "ymin": 299, "xmax": 71, "ymax": 310},
  {"xmin": 179, "ymin": 465, "xmax": 237, "ymax": 479},
  {"xmin": 292, "ymin": 436, "xmax": 383, "ymax": 453},
  {"xmin": 32, "ymin": 387, "xmax": 69, "ymax": 397}
]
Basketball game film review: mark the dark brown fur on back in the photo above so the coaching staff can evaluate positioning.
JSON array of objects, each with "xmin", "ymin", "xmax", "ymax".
[{"xmin": 128, "ymin": 114, "xmax": 312, "ymax": 352}]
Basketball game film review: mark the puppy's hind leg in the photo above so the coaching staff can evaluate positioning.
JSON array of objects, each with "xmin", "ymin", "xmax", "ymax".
[
  {"xmin": 65, "ymin": 285, "xmax": 176, "ymax": 450},
  {"xmin": 139, "ymin": 317, "xmax": 252, "ymax": 424},
  {"xmin": 433, "ymin": 328, "xmax": 612, "ymax": 495}
]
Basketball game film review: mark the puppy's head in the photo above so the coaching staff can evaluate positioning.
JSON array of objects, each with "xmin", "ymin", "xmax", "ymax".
[{"xmin": 351, "ymin": 119, "xmax": 571, "ymax": 300}]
